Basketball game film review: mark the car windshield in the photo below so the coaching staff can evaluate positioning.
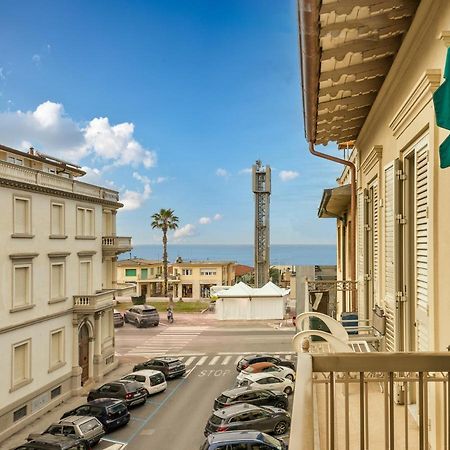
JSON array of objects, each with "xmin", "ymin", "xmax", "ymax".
[
  {"xmin": 46, "ymin": 425, "xmax": 62, "ymax": 434},
  {"xmin": 263, "ymin": 434, "xmax": 284, "ymax": 449},
  {"xmin": 209, "ymin": 414, "xmax": 223, "ymax": 425},
  {"xmin": 79, "ymin": 419, "xmax": 100, "ymax": 433}
]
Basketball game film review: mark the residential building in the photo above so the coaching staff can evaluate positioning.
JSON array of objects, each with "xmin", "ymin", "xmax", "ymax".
[
  {"xmin": 294, "ymin": 0, "xmax": 450, "ymax": 448},
  {"xmin": 0, "ymin": 145, "xmax": 132, "ymax": 441}
]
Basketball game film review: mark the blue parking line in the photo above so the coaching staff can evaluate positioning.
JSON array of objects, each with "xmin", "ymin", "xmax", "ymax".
[{"xmin": 125, "ymin": 377, "xmax": 188, "ymax": 444}]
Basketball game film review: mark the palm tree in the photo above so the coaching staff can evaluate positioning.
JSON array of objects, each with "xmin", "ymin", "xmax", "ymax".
[{"xmin": 151, "ymin": 209, "xmax": 179, "ymax": 297}]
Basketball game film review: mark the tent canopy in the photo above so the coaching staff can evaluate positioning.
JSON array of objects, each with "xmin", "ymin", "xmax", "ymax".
[{"xmin": 215, "ymin": 281, "xmax": 290, "ymax": 298}]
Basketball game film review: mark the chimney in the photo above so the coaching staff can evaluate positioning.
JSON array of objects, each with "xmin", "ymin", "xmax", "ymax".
[{"xmin": 29, "ymin": 147, "xmax": 35, "ymax": 155}]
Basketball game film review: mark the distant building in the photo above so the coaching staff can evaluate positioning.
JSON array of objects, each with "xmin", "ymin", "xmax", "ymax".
[{"xmin": 0, "ymin": 145, "xmax": 133, "ymax": 441}]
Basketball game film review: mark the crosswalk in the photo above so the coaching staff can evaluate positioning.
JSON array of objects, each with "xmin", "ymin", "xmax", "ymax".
[{"xmin": 118, "ymin": 326, "xmax": 210, "ymax": 358}]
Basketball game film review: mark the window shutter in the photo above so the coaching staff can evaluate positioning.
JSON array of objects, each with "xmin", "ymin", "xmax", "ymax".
[{"xmin": 357, "ymin": 191, "xmax": 365, "ymax": 315}]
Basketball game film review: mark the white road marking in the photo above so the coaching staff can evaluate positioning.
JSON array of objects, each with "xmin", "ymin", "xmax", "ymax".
[
  {"xmin": 196, "ymin": 356, "xmax": 208, "ymax": 366},
  {"xmin": 234, "ymin": 355, "xmax": 244, "ymax": 364},
  {"xmin": 221, "ymin": 355, "xmax": 232, "ymax": 365},
  {"xmin": 185, "ymin": 356, "xmax": 196, "ymax": 366},
  {"xmin": 209, "ymin": 355, "xmax": 220, "ymax": 365}
]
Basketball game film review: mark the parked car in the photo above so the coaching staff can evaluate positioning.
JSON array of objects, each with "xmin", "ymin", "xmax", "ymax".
[
  {"xmin": 214, "ymin": 386, "xmax": 288, "ymax": 411},
  {"xmin": 14, "ymin": 434, "xmax": 89, "ymax": 450},
  {"xmin": 133, "ymin": 357, "xmax": 186, "ymax": 379},
  {"xmin": 61, "ymin": 399, "xmax": 130, "ymax": 432},
  {"xmin": 28, "ymin": 416, "xmax": 104, "ymax": 447},
  {"xmin": 238, "ymin": 373, "xmax": 294, "ymax": 395},
  {"xmin": 200, "ymin": 430, "xmax": 287, "ymax": 450},
  {"xmin": 204, "ymin": 403, "xmax": 290, "ymax": 437},
  {"xmin": 236, "ymin": 355, "xmax": 295, "ymax": 372},
  {"xmin": 120, "ymin": 369, "xmax": 167, "ymax": 396},
  {"xmin": 87, "ymin": 380, "xmax": 147, "ymax": 407},
  {"xmin": 237, "ymin": 362, "xmax": 296, "ymax": 383},
  {"xmin": 113, "ymin": 309, "xmax": 124, "ymax": 327},
  {"xmin": 123, "ymin": 305, "xmax": 160, "ymax": 327}
]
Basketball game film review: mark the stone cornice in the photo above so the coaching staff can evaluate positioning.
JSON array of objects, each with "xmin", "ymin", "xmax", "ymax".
[
  {"xmin": 77, "ymin": 251, "xmax": 97, "ymax": 257},
  {"xmin": 48, "ymin": 252, "xmax": 71, "ymax": 258},
  {"xmin": 389, "ymin": 70, "xmax": 441, "ymax": 138},
  {"xmin": 9, "ymin": 253, "xmax": 39, "ymax": 260},
  {"xmin": 360, "ymin": 145, "xmax": 383, "ymax": 176},
  {"xmin": 0, "ymin": 177, "xmax": 122, "ymax": 209}
]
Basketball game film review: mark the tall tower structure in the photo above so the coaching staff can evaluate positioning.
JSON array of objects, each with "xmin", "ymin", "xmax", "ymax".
[{"xmin": 252, "ymin": 160, "xmax": 271, "ymax": 288}]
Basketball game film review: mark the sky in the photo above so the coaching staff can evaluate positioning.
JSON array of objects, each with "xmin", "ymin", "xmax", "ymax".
[{"xmin": 0, "ymin": 0, "xmax": 342, "ymax": 245}]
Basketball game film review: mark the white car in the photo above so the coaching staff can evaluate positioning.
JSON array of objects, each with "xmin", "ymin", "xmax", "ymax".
[
  {"xmin": 236, "ymin": 363, "xmax": 296, "ymax": 384},
  {"xmin": 120, "ymin": 369, "xmax": 167, "ymax": 396},
  {"xmin": 238, "ymin": 372, "xmax": 295, "ymax": 395}
]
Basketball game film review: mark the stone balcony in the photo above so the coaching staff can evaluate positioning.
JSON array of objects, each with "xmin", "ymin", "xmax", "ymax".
[
  {"xmin": 73, "ymin": 290, "xmax": 115, "ymax": 313},
  {"xmin": 0, "ymin": 159, "xmax": 120, "ymax": 202},
  {"xmin": 102, "ymin": 236, "xmax": 132, "ymax": 255}
]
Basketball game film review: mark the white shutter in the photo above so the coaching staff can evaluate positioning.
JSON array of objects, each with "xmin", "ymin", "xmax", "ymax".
[
  {"xmin": 384, "ymin": 161, "xmax": 401, "ymax": 352},
  {"xmin": 415, "ymin": 140, "xmax": 429, "ymax": 351},
  {"xmin": 357, "ymin": 191, "xmax": 365, "ymax": 315},
  {"xmin": 372, "ymin": 181, "xmax": 379, "ymax": 306}
]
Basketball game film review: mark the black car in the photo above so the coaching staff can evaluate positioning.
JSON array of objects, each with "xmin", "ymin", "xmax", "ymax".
[
  {"xmin": 236, "ymin": 354, "xmax": 295, "ymax": 372},
  {"xmin": 200, "ymin": 430, "xmax": 287, "ymax": 450},
  {"xmin": 14, "ymin": 434, "xmax": 89, "ymax": 450},
  {"xmin": 61, "ymin": 398, "xmax": 130, "ymax": 432},
  {"xmin": 133, "ymin": 357, "xmax": 186, "ymax": 379},
  {"xmin": 87, "ymin": 380, "xmax": 147, "ymax": 407},
  {"xmin": 204, "ymin": 403, "xmax": 290, "ymax": 437},
  {"xmin": 214, "ymin": 387, "xmax": 288, "ymax": 411}
]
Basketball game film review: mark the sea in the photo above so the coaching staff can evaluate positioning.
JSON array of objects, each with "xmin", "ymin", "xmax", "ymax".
[{"xmin": 126, "ymin": 244, "xmax": 336, "ymax": 267}]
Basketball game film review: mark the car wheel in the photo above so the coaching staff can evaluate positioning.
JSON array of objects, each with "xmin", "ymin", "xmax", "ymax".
[
  {"xmin": 275, "ymin": 401, "xmax": 287, "ymax": 409},
  {"xmin": 124, "ymin": 316, "xmax": 129, "ymax": 323},
  {"xmin": 154, "ymin": 322, "xmax": 159, "ymax": 327},
  {"xmin": 274, "ymin": 420, "xmax": 288, "ymax": 436},
  {"xmin": 284, "ymin": 386, "xmax": 293, "ymax": 395},
  {"xmin": 136, "ymin": 320, "xmax": 142, "ymax": 328},
  {"xmin": 286, "ymin": 374, "xmax": 294, "ymax": 381},
  {"xmin": 146, "ymin": 389, "xmax": 151, "ymax": 397}
]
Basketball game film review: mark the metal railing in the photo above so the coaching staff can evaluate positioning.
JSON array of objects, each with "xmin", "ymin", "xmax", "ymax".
[{"xmin": 290, "ymin": 345, "xmax": 450, "ymax": 450}]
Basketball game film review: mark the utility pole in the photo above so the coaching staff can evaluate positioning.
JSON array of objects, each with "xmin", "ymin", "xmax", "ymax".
[{"xmin": 252, "ymin": 160, "xmax": 271, "ymax": 287}]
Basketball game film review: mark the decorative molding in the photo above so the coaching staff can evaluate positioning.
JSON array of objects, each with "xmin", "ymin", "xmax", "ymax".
[
  {"xmin": 48, "ymin": 252, "xmax": 71, "ymax": 258},
  {"xmin": 361, "ymin": 145, "xmax": 383, "ymax": 175},
  {"xmin": 439, "ymin": 31, "xmax": 450, "ymax": 47},
  {"xmin": 77, "ymin": 251, "xmax": 97, "ymax": 257},
  {"xmin": 49, "ymin": 235, "xmax": 68, "ymax": 240},
  {"xmin": 11, "ymin": 233, "xmax": 35, "ymax": 239},
  {"xmin": 9, "ymin": 304, "xmax": 35, "ymax": 313},
  {"xmin": 9, "ymin": 253, "xmax": 39, "ymax": 260},
  {"xmin": 75, "ymin": 236, "xmax": 96, "ymax": 240},
  {"xmin": 389, "ymin": 70, "xmax": 442, "ymax": 138}
]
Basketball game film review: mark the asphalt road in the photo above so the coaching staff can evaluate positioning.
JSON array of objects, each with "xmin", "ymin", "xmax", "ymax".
[{"xmin": 104, "ymin": 322, "xmax": 296, "ymax": 449}]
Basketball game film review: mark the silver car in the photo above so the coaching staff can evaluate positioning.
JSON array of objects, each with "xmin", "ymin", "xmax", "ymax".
[
  {"xmin": 124, "ymin": 305, "xmax": 160, "ymax": 327},
  {"xmin": 28, "ymin": 416, "xmax": 105, "ymax": 446}
]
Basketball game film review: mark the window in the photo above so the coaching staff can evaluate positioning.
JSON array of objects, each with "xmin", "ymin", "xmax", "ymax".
[
  {"xmin": 50, "ymin": 329, "xmax": 65, "ymax": 370},
  {"xmin": 13, "ymin": 406, "xmax": 27, "ymax": 422},
  {"xmin": 13, "ymin": 265, "xmax": 31, "ymax": 308},
  {"xmin": 76, "ymin": 207, "xmax": 94, "ymax": 237},
  {"xmin": 141, "ymin": 268, "xmax": 148, "ymax": 279},
  {"xmin": 44, "ymin": 166, "xmax": 57, "ymax": 174},
  {"xmin": 13, "ymin": 196, "xmax": 31, "ymax": 236},
  {"xmin": 125, "ymin": 268, "xmax": 137, "ymax": 276},
  {"xmin": 50, "ymin": 263, "xmax": 65, "ymax": 300},
  {"xmin": 51, "ymin": 385, "xmax": 62, "ymax": 399},
  {"xmin": 182, "ymin": 268, "xmax": 193, "ymax": 276},
  {"xmin": 200, "ymin": 269, "xmax": 217, "ymax": 276},
  {"xmin": 51, "ymin": 202, "xmax": 65, "ymax": 236},
  {"xmin": 8, "ymin": 155, "xmax": 24, "ymax": 166},
  {"xmin": 79, "ymin": 260, "xmax": 92, "ymax": 295},
  {"xmin": 12, "ymin": 340, "xmax": 31, "ymax": 389}
]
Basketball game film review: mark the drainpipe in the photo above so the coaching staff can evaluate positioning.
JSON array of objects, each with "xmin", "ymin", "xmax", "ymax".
[{"xmin": 309, "ymin": 142, "xmax": 357, "ymax": 311}]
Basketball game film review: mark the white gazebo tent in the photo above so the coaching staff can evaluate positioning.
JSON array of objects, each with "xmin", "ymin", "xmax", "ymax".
[{"xmin": 214, "ymin": 281, "xmax": 290, "ymax": 320}]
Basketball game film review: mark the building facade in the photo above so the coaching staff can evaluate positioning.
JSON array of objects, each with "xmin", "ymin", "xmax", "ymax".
[{"xmin": 0, "ymin": 145, "xmax": 132, "ymax": 441}]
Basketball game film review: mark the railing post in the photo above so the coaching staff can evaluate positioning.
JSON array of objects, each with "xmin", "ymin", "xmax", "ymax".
[{"xmin": 289, "ymin": 339, "xmax": 314, "ymax": 450}]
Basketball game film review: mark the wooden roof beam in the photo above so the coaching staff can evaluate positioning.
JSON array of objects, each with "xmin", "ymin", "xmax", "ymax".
[
  {"xmin": 317, "ymin": 106, "xmax": 372, "ymax": 124},
  {"xmin": 319, "ymin": 77, "xmax": 385, "ymax": 98},
  {"xmin": 318, "ymin": 92, "xmax": 378, "ymax": 113},
  {"xmin": 320, "ymin": 0, "xmax": 418, "ymax": 16}
]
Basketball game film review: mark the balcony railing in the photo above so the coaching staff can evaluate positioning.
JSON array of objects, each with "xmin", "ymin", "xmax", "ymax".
[
  {"xmin": 290, "ymin": 345, "xmax": 450, "ymax": 450},
  {"xmin": 0, "ymin": 160, "xmax": 120, "ymax": 202},
  {"xmin": 102, "ymin": 236, "xmax": 132, "ymax": 254},
  {"xmin": 73, "ymin": 290, "xmax": 115, "ymax": 312}
]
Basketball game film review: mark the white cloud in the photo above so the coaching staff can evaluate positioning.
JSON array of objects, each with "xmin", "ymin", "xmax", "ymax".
[
  {"xmin": 213, "ymin": 213, "xmax": 223, "ymax": 221},
  {"xmin": 132, "ymin": 171, "xmax": 151, "ymax": 184},
  {"xmin": 0, "ymin": 68, "xmax": 5, "ymax": 80},
  {"xmin": 199, "ymin": 217, "xmax": 211, "ymax": 225},
  {"xmin": 279, "ymin": 170, "xmax": 299, "ymax": 182},
  {"xmin": 216, "ymin": 168, "xmax": 229, "ymax": 177},
  {"xmin": 239, "ymin": 168, "xmax": 252, "ymax": 174},
  {"xmin": 155, "ymin": 176, "xmax": 168, "ymax": 184},
  {"xmin": 0, "ymin": 100, "xmax": 157, "ymax": 169},
  {"xmin": 32, "ymin": 54, "xmax": 41, "ymax": 65},
  {"xmin": 174, "ymin": 224, "xmax": 196, "ymax": 240},
  {"xmin": 121, "ymin": 184, "xmax": 152, "ymax": 211}
]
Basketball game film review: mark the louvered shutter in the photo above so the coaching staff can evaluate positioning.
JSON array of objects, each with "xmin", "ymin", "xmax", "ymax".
[
  {"xmin": 372, "ymin": 181, "xmax": 379, "ymax": 306},
  {"xmin": 357, "ymin": 191, "xmax": 365, "ymax": 315},
  {"xmin": 384, "ymin": 160, "xmax": 401, "ymax": 352},
  {"xmin": 415, "ymin": 140, "xmax": 429, "ymax": 351}
]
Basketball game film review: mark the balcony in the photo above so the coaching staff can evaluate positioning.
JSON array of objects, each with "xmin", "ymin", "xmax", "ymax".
[
  {"xmin": 0, "ymin": 160, "xmax": 120, "ymax": 202},
  {"xmin": 73, "ymin": 290, "xmax": 115, "ymax": 313},
  {"xmin": 290, "ymin": 345, "xmax": 450, "ymax": 450},
  {"xmin": 102, "ymin": 236, "xmax": 132, "ymax": 255}
]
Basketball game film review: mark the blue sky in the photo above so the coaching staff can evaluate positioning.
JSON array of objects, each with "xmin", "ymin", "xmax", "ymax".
[{"xmin": 0, "ymin": 0, "xmax": 341, "ymax": 245}]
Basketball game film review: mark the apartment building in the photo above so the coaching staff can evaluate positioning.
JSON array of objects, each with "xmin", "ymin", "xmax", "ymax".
[
  {"xmin": 296, "ymin": 1, "xmax": 450, "ymax": 448},
  {"xmin": 0, "ymin": 145, "xmax": 132, "ymax": 441},
  {"xmin": 116, "ymin": 258, "xmax": 163, "ymax": 297}
]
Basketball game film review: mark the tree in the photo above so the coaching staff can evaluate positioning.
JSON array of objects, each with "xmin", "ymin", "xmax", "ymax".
[{"xmin": 151, "ymin": 209, "xmax": 179, "ymax": 297}]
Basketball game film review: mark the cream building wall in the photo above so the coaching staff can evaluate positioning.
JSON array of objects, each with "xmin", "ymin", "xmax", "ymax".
[{"xmin": 0, "ymin": 146, "xmax": 131, "ymax": 441}]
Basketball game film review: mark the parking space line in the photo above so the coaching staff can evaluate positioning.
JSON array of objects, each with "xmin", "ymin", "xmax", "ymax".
[
  {"xmin": 196, "ymin": 356, "xmax": 208, "ymax": 366},
  {"xmin": 130, "ymin": 416, "xmax": 146, "ymax": 422},
  {"xmin": 208, "ymin": 356, "xmax": 220, "ymax": 365},
  {"xmin": 221, "ymin": 355, "xmax": 232, "ymax": 365},
  {"xmin": 101, "ymin": 437, "xmax": 128, "ymax": 445}
]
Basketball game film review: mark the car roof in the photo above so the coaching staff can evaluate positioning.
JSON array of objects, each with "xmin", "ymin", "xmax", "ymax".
[
  {"xmin": 87, "ymin": 398, "xmax": 124, "ymax": 407},
  {"xmin": 213, "ymin": 403, "xmax": 259, "ymax": 418},
  {"xmin": 58, "ymin": 415, "xmax": 97, "ymax": 425},
  {"xmin": 152, "ymin": 356, "xmax": 180, "ymax": 362},
  {"xmin": 126, "ymin": 369, "xmax": 164, "ymax": 377},
  {"xmin": 242, "ymin": 372, "xmax": 283, "ymax": 381},
  {"xmin": 208, "ymin": 430, "xmax": 265, "ymax": 443},
  {"xmin": 20, "ymin": 433, "xmax": 83, "ymax": 448},
  {"xmin": 246, "ymin": 362, "xmax": 275, "ymax": 370},
  {"xmin": 132, "ymin": 305, "xmax": 156, "ymax": 310}
]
